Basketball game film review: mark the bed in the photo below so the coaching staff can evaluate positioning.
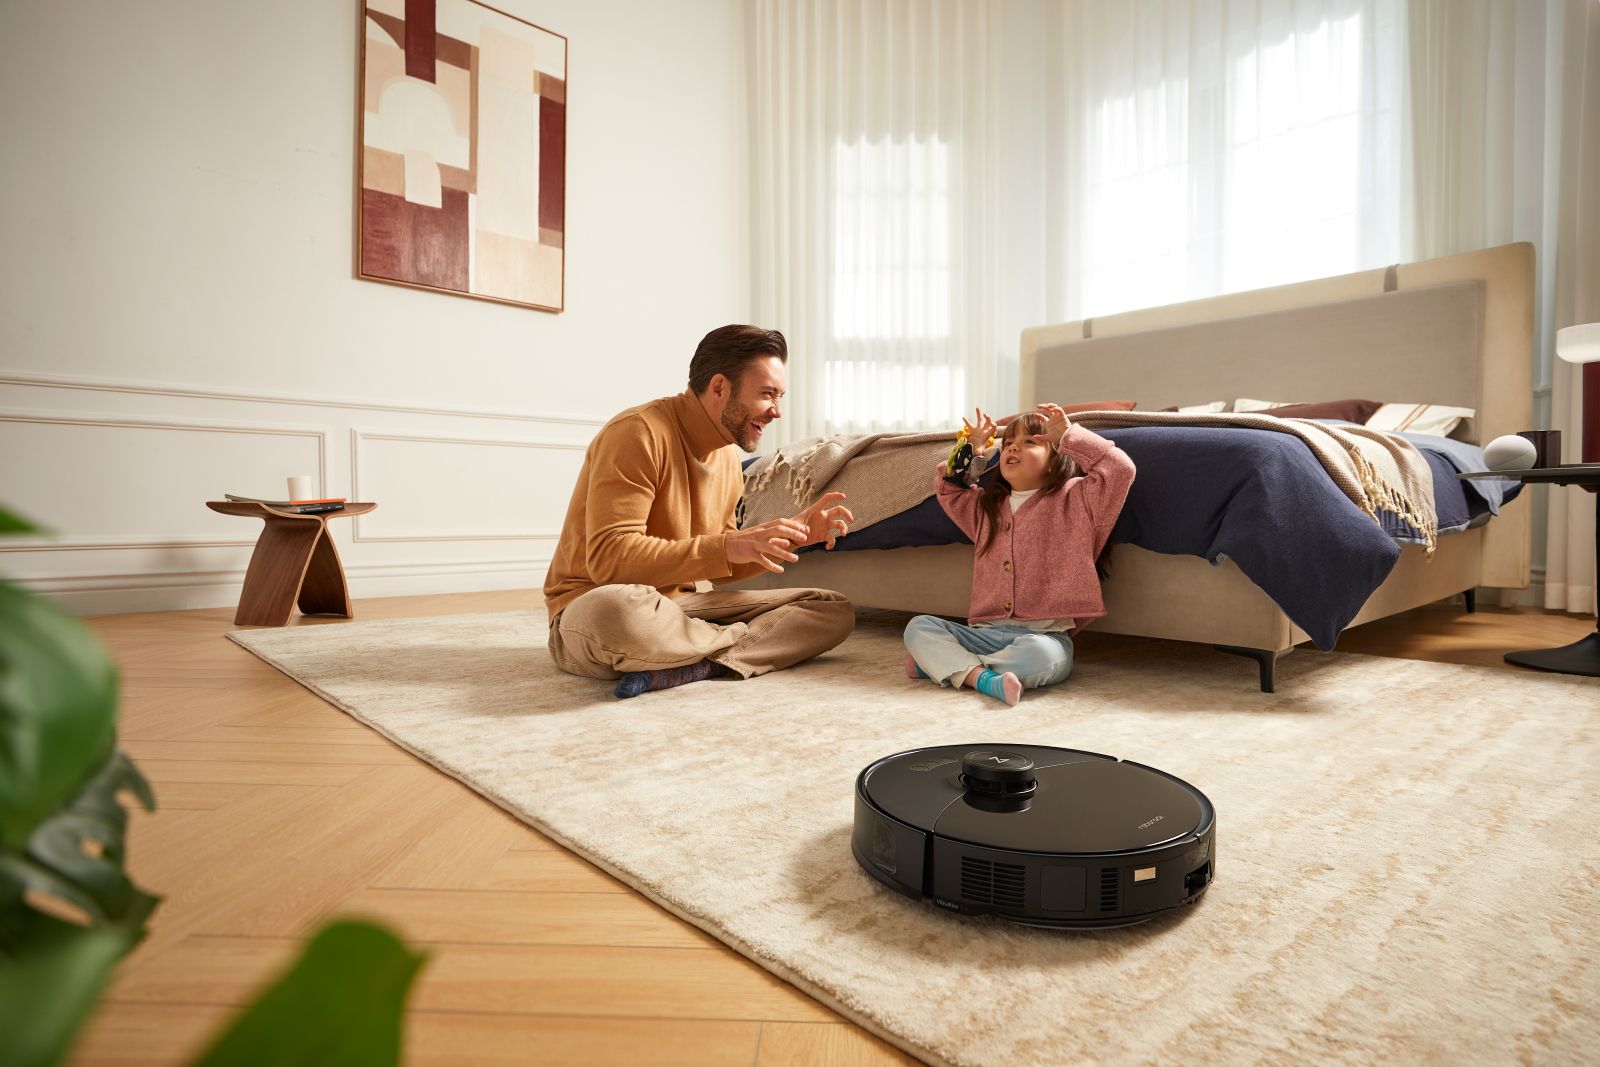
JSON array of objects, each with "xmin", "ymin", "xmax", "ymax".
[{"xmin": 732, "ymin": 242, "xmax": 1534, "ymax": 691}]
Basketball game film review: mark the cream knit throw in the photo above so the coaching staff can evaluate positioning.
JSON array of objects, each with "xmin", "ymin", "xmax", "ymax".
[
  {"xmin": 742, "ymin": 412, "xmax": 1437, "ymax": 550},
  {"xmin": 743, "ymin": 430, "xmax": 953, "ymax": 533}
]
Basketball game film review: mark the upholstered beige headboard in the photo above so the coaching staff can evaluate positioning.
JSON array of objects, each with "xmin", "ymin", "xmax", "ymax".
[{"xmin": 1019, "ymin": 242, "xmax": 1534, "ymax": 588}]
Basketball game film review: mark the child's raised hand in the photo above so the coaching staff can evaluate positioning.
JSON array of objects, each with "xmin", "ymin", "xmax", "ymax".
[
  {"xmin": 962, "ymin": 407, "xmax": 998, "ymax": 447},
  {"xmin": 1035, "ymin": 402, "xmax": 1070, "ymax": 445}
]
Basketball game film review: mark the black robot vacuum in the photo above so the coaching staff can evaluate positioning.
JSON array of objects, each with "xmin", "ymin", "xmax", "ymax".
[{"xmin": 852, "ymin": 744, "xmax": 1215, "ymax": 929}]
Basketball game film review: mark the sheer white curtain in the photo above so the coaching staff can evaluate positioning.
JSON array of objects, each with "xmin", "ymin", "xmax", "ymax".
[
  {"xmin": 1402, "ymin": 0, "xmax": 1521, "ymax": 254},
  {"xmin": 1046, "ymin": 0, "xmax": 1405, "ymax": 322},
  {"xmin": 748, "ymin": 0, "xmax": 1002, "ymax": 445},
  {"xmin": 1543, "ymin": 0, "xmax": 1599, "ymax": 616},
  {"xmin": 1405, "ymin": 0, "xmax": 1598, "ymax": 616}
]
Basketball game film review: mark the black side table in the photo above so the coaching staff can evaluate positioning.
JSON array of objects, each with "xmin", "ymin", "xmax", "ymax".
[{"xmin": 1460, "ymin": 465, "xmax": 1600, "ymax": 676}]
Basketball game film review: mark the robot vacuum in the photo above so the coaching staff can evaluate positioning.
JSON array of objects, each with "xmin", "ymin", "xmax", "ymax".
[{"xmin": 852, "ymin": 744, "xmax": 1215, "ymax": 929}]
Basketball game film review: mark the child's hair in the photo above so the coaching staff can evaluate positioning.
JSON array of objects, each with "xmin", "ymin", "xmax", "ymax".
[{"xmin": 974, "ymin": 413, "xmax": 1078, "ymax": 553}]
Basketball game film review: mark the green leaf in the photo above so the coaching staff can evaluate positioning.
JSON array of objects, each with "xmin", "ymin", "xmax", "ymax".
[
  {"xmin": 192, "ymin": 921, "xmax": 428, "ymax": 1067},
  {"xmin": 27, "ymin": 750, "xmax": 158, "ymax": 924},
  {"xmin": 0, "ymin": 505, "xmax": 43, "ymax": 535},
  {"xmin": 0, "ymin": 918, "xmax": 138, "ymax": 1067},
  {"xmin": 0, "ymin": 522, "xmax": 161, "ymax": 1066},
  {"xmin": 0, "ymin": 748, "xmax": 158, "ymax": 956},
  {"xmin": 0, "ymin": 581, "xmax": 120, "ymax": 852}
]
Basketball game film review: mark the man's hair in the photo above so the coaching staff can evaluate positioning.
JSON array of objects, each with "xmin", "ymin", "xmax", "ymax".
[{"xmin": 688, "ymin": 325, "xmax": 788, "ymax": 394}]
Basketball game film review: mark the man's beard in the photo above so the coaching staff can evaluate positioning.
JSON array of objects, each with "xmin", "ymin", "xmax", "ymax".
[{"xmin": 720, "ymin": 399, "xmax": 765, "ymax": 453}]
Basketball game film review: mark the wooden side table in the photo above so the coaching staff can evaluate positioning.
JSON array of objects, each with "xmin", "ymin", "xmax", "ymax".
[
  {"xmin": 207, "ymin": 502, "xmax": 377, "ymax": 627},
  {"xmin": 1459, "ymin": 465, "xmax": 1600, "ymax": 676}
]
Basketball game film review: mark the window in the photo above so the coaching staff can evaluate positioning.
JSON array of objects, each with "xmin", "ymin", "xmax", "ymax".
[
  {"xmin": 1074, "ymin": 0, "xmax": 1402, "ymax": 318},
  {"xmin": 832, "ymin": 138, "xmax": 952, "ymax": 340},
  {"xmin": 826, "ymin": 137, "xmax": 967, "ymax": 431}
]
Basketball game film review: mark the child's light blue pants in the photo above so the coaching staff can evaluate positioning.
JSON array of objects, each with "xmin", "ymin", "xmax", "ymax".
[{"xmin": 903, "ymin": 614, "xmax": 1074, "ymax": 690}]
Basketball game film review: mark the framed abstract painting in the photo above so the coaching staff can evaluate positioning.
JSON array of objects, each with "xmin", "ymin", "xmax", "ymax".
[{"xmin": 359, "ymin": 0, "xmax": 566, "ymax": 312}]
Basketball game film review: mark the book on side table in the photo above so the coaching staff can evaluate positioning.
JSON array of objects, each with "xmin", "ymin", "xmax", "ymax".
[{"xmin": 223, "ymin": 494, "xmax": 347, "ymax": 514}]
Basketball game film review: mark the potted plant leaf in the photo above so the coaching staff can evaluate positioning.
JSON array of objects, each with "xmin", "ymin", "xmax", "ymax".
[{"xmin": 0, "ymin": 506, "xmax": 427, "ymax": 1067}]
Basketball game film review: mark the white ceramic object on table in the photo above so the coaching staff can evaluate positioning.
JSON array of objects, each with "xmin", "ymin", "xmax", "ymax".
[{"xmin": 1482, "ymin": 434, "xmax": 1538, "ymax": 471}]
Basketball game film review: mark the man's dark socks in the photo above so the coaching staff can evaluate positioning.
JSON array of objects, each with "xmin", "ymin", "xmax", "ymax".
[{"xmin": 614, "ymin": 658, "xmax": 732, "ymax": 699}]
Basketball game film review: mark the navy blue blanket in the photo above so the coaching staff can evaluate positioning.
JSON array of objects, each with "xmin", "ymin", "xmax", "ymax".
[{"xmin": 768, "ymin": 428, "xmax": 1518, "ymax": 652}]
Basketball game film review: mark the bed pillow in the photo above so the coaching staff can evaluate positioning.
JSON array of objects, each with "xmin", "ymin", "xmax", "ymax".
[
  {"xmin": 1233, "ymin": 397, "xmax": 1300, "ymax": 412},
  {"xmin": 1253, "ymin": 398, "xmax": 1384, "ymax": 423},
  {"xmin": 1365, "ymin": 402, "xmax": 1475, "ymax": 438},
  {"xmin": 1158, "ymin": 400, "xmax": 1230, "ymax": 413},
  {"xmin": 1060, "ymin": 399, "xmax": 1137, "ymax": 414}
]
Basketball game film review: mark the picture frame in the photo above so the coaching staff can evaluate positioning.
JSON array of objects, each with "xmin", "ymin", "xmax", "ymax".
[{"xmin": 358, "ymin": 0, "xmax": 566, "ymax": 312}]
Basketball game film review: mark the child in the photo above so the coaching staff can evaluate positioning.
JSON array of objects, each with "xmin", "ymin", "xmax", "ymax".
[{"xmin": 903, "ymin": 402, "xmax": 1136, "ymax": 705}]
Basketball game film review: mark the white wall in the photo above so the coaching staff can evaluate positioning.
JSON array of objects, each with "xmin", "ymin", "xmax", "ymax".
[{"xmin": 0, "ymin": 0, "xmax": 751, "ymax": 614}]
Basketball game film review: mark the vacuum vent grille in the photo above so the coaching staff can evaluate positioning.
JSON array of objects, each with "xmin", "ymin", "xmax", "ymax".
[
  {"xmin": 959, "ymin": 856, "xmax": 1026, "ymax": 909},
  {"xmin": 1099, "ymin": 867, "xmax": 1120, "ymax": 912}
]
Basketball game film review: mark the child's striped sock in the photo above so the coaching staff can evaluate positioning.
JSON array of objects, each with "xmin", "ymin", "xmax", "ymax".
[
  {"xmin": 973, "ymin": 669, "xmax": 1022, "ymax": 707},
  {"xmin": 903, "ymin": 653, "xmax": 929, "ymax": 680}
]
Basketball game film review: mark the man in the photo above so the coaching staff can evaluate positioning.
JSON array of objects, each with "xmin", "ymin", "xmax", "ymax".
[{"xmin": 544, "ymin": 324, "xmax": 857, "ymax": 698}]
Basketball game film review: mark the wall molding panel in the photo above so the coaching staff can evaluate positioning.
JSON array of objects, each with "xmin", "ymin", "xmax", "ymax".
[
  {"xmin": 0, "ymin": 410, "xmax": 329, "ymax": 549},
  {"xmin": 0, "ymin": 371, "xmax": 611, "ymax": 429},
  {"xmin": 0, "ymin": 374, "xmax": 594, "ymax": 614},
  {"xmin": 349, "ymin": 429, "xmax": 587, "ymax": 543}
]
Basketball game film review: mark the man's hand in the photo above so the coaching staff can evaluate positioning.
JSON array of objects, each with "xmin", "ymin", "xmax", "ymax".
[
  {"xmin": 726, "ymin": 518, "xmax": 808, "ymax": 574},
  {"xmin": 1032, "ymin": 402, "xmax": 1070, "ymax": 448},
  {"xmin": 791, "ymin": 491, "xmax": 854, "ymax": 551}
]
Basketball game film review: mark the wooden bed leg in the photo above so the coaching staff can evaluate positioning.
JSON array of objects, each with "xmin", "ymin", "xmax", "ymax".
[
  {"xmin": 1213, "ymin": 645, "xmax": 1287, "ymax": 693},
  {"xmin": 1463, "ymin": 588, "xmax": 1477, "ymax": 613}
]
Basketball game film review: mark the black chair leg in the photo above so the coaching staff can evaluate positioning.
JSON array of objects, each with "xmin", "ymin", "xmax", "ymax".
[
  {"xmin": 1463, "ymin": 588, "xmax": 1477, "ymax": 613},
  {"xmin": 1213, "ymin": 645, "xmax": 1286, "ymax": 693}
]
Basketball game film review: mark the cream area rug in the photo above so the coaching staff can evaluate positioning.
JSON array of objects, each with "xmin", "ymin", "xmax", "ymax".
[{"xmin": 228, "ymin": 610, "xmax": 1600, "ymax": 1066}]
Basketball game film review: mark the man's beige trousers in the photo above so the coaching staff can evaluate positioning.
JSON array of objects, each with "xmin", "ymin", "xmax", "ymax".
[{"xmin": 548, "ymin": 584, "xmax": 854, "ymax": 679}]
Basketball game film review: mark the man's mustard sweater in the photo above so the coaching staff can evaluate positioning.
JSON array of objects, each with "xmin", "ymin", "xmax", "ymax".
[{"xmin": 544, "ymin": 390, "xmax": 767, "ymax": 618}]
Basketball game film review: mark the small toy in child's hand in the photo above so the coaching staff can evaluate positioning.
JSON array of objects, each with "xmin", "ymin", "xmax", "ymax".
[
  {"xmin": 948, "ymin": 434, "xmax": 975, "ymax": 480},
  {"xmin": 947, "ymin": 426, "xmax": 995, "ymax": 480}
]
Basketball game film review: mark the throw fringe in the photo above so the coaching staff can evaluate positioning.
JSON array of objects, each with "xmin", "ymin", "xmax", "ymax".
[
  {"xmin": 1352, "ymin": 447, "xmax": 1438, "ymax": 552},
  {"xmin": 746, "ymin": 436, "xmax": 830, "ymax": 508}
]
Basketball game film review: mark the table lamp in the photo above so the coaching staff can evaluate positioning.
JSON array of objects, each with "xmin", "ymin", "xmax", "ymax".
[{"xmin": 1556, "ymin": 322, "xmax": 1600, "ymax": 463}]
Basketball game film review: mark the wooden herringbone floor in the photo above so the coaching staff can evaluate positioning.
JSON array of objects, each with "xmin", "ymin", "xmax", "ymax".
[{"xmin": 66, "ymin": 590, "xmax": 1595, "ymax": 1066}]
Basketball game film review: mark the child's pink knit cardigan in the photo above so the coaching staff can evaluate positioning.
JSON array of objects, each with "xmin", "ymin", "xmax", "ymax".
[{"xmin": 935, "ymin": 424, "xmax": 1136, "ymax": 631}]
